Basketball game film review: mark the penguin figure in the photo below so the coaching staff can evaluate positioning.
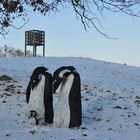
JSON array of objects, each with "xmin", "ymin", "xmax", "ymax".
[
  {"xmin": 27, "ymin": 110, "xmax": 39, "ymax": 125},
  {"xmin": 53, "ymin": 67, "xmax": 82, "ymax": 128},
  {"xmin": 25, "ymin": 66, "xmax": 53, "ymax": 124}
]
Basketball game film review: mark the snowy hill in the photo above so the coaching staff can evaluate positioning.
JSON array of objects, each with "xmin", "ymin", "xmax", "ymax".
[{"xmin": 0, "ymin": 57, "xmax": 140, "ymax": 140}]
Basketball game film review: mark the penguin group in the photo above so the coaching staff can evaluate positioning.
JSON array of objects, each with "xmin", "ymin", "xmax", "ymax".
[{"xmin": 25, "ymin": 66, "xmax": 82, "ymax": 128}]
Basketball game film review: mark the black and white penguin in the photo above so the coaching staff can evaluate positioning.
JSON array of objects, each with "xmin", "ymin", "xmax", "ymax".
[
  {"xmin": 25, "ymin": 66, "xmax": 53, "ymax": 125},
  {"xmin": 53, "ymin": 67, "xmax": 82, "ymax": 128}
]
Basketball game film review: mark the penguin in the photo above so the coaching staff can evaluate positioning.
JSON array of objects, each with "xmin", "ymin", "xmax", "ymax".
[
  {"xmin": 53, "ymin": 67, "xmax": 82, "ymax": 128},
  {"xmin": 27, "ymin": 110, "xmax": 39, "ymax": 125},
  {"xmin": 25, "ymin": 66, "xmax": 53, "ymax": 125}
]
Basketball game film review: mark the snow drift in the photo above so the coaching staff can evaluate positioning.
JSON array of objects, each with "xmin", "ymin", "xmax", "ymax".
[{"xmin": 0, "ymin": 57, "xmax": 140, "ymax": 140}]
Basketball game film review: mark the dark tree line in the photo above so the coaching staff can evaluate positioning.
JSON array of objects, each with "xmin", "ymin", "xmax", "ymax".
[{"xmin": 0, "ymin": 0, "xmax": 140, "ymax": 37}]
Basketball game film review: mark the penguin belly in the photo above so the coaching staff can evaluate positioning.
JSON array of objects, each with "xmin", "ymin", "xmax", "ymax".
[
  {"xmin": 53, "ymin": 74, "xmax": 74, "ymax": 128},
  {"xmin": 26, "ymin": 75, "xmax": 45, "ymax": 124}
]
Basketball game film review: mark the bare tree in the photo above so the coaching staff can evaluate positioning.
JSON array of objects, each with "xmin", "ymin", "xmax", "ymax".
[
  {"xmin": 25, "ymin": 50, "xmax": 33, "ymax": 57},
  {"xmin": 15, "ymin": 48, "xmax": 24, "ymax": 56},
  {"xmin": 0, "ymin": 0, "xmax": 140, "ymax": 37},
  {"xmin": 8, "ymin": 47, "xmax": 16, "ymax": 57},
  {"xmin": 0, "ymin": 45, "xmax": 26, "ymax": 57}
]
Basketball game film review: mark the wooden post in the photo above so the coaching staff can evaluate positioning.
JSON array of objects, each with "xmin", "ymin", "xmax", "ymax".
[
  {"xmin": 25, "ymin": 44, "xmax": 27, "ymax": 57},
  {"xmin": 43, "ymin": 31, "xmax": 45, "ymax": 57}
]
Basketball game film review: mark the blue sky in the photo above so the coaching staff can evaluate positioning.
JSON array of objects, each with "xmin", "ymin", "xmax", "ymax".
[{"xmin": 0, "ymin": 6, "xmax": 140, "ymax": 67}]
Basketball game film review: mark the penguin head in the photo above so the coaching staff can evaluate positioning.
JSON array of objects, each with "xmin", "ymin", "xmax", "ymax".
[
  {"xmin": 28, "ymin": 110, "xmax": 39, "ymax": 125},
  {"xmin": 30, "ymin": 110, "xmax": 37, "ymax": 117},
  {"xmin": 62, "ymin": 71, "xmax": 74, "ymax": 84},
  {"xmin": 30, "ymin": 66, "xmax": 48, "ymax": 90},
  {"xmin": 52, "ymin": 66, "xmax": 76, "ymax": 93}
]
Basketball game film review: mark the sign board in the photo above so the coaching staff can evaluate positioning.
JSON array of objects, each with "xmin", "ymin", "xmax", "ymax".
[{"xmin": 25, "ymin": 30, "xmax": 45, "ymax": 46}]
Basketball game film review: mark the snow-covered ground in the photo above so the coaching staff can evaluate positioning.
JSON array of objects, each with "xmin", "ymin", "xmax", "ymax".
[{"xmin": 0, "ymin": 57, "xmax": 140, "ymax": 140}]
